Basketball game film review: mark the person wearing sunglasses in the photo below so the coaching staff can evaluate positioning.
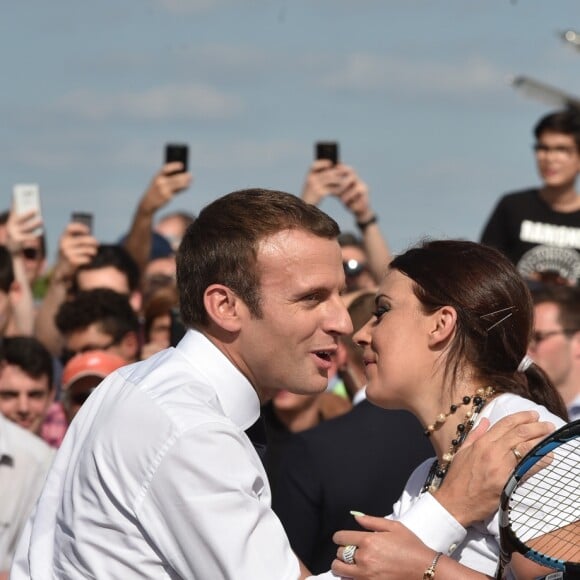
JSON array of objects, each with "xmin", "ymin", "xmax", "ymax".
[
  {"xmin": 530, "ymin": 284, "xmax": 580, "ymax": 421},
  {"xmin": 60, "ymin": 350, "xmax": 126, "ymax": 424},
  {"xmin": 481, "ymin": 109, "xmax": 580, "ymax": 285}
]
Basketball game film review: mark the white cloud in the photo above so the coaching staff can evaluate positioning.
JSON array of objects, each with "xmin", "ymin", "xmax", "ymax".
[
  {"xmin": 56, "ymin": 83, "xmax": 243, "ymax": 121},
  {"xmin": 320, "ymin": 53, "xmax": 504, "ymax": 96}
]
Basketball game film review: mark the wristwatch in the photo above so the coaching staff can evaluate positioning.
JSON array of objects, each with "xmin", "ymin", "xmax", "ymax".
[{"xmin": 423, "ymin": 552, "xmax": 443, "ymax": 579}]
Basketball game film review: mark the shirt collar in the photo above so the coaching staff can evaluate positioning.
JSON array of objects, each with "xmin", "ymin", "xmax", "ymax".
[{"xmin": 176, "ymin": 329, "xmax": 261, "ymax": 431}]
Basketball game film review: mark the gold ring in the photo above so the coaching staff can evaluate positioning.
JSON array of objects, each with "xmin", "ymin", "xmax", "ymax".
[
  {"xmin": 511, "ymin": 447, "xmax": 522, "ymax": 462},
  {"xmin": 342, "ymin": 544, "xmax": 357, "ymax": 565}
]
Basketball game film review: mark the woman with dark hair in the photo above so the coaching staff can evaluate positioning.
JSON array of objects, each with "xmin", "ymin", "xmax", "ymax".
[{"xmin": 325, "ymin": 240, "xmax": 567, "ymax": 580}]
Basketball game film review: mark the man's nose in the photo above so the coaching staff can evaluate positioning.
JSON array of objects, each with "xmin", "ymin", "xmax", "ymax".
[
  {"xmin": 332, "ymin": 300, "xmax": 353, "ymax": 336},
  {"xmin": 17, "ymin": 394, "xmax": 30, "ymax": 414}
]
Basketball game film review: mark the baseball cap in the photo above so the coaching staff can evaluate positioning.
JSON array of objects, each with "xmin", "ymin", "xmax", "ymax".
[{"xmin": 61, "ymin": 350, "xmax": 126, "ymax": 391}]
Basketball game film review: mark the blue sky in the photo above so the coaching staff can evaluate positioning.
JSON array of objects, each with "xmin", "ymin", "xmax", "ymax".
[{"xmin": 2, "ymin": 0, "xmax": 580, "ymax": 261}]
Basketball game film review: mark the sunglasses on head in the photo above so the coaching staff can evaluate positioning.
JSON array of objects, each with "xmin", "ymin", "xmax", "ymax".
[{"xmin": 343, "ymin": 259, "xmax": 368, "ymax": 277}]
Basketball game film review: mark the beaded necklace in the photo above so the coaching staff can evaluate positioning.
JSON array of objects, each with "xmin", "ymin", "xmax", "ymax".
[{"xmin": 421, "ymin": 386, "xmax": 495, "ymax": 494}]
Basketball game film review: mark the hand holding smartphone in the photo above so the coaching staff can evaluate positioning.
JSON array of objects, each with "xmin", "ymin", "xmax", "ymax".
[
  {"xmin": 165, "ymin": 143, "xmax": 189, "ymax": 175},
  {"xmin": 70, "ymin": 212, "xmax": 94, "ymax": 235},
  {"xmin": 12, "ymin": 184, "xmax": 43, "ymax": 236},
  {"xmin": 315, "ymin": 141, "xmax": 339, "ymax": 165}
]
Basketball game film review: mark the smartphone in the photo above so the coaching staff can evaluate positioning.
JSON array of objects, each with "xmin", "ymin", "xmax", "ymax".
[
  {"xmin": 165, "ymin": 143, "xmax": 189, "ymax": 174},
  {"xmin": 12, "ymin": 184, "xmax": 43, "ymax": 236},
  {"xmin": 315, "ymin": 141, "xmax": 339, "ymax": 165},
  {"xmin": 71, "ymin": 212, "xmax": 93, "ymax": 234}
]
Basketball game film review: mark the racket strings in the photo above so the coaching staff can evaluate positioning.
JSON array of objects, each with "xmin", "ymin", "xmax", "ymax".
[{"xmin": 509, "ymin": 439, "xmax": 580, "ymax": 562}]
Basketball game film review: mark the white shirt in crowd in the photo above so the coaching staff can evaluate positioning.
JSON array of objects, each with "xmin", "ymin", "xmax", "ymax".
[{"xmin": 0, "ymin": 412, "xmax": 54, "ymax": 571}]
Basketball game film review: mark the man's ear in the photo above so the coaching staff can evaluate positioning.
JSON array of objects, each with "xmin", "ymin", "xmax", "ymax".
[
  {"xmin": 427, "ymin": 305, "xmax": 457, "ymax": 347},
  {"xmin": 203, "ymin": 284, "xmax": 244, "ymax": 333}
]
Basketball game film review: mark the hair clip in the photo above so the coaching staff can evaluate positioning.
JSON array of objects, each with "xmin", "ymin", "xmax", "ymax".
[
  {"xmin": 480, "ymin": 306, "xmax": 515, "ymax": 332},
  {"xmin": 517, "ymin": 355, "xmax": 534, "ymax": 373}
]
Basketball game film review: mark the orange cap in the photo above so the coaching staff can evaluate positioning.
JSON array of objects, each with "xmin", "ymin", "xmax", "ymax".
[{"xmin": 61, "ymin": 351, "xmax": 126, "ymax": 391}]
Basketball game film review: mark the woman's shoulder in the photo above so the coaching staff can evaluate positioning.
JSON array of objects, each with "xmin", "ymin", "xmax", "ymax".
[{"xmin": 481, "ymin": 392, "xmax": 566, "ymax": 429}]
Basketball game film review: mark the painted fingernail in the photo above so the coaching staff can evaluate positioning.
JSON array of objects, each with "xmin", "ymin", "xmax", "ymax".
[{"xmin": 350, "ymin": 510, "xmax": 365, "ymax": 517}]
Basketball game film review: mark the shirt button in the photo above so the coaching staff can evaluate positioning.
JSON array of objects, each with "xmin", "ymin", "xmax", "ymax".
[{"xmin": 448, "ymin": 543, "xmax": 457, "ymax": 554}]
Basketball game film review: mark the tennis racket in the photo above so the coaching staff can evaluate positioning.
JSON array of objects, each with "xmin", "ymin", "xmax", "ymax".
[{"xmin": 496, "ymin": 419, "xmax": 580, "ymax": 579}]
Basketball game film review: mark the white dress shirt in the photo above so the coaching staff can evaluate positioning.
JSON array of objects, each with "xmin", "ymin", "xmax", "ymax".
[
  {"xmin": 0, "ymin": 413, "xmax": 54, "ymax": 571},
  {"xmin": 12, "ymin": 330, "xmax": 300, "ymax": 579},
  {"xmin": 313, "ymin": 393, "xmax": 565, "ymax": 579}
]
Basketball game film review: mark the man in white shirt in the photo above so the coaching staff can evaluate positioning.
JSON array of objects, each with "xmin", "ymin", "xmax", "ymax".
[
  {"xmin": 11, "ymin": 189, "xmax": 556, "ymax": 579},
  {"xmin": 0, "ymin": 412, "xmax": 54, "ymax": 576}
]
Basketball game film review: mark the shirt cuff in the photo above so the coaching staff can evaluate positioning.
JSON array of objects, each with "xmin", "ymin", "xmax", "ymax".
[{"xmin": 396, "ymin": 493, "xmax": 467, "ymax": 556}]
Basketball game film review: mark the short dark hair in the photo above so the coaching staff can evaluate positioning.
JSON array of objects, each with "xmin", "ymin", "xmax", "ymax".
[
  {"xmin": 0, "ymin": 246, "xmax": 14, "ymax": 293},
  {"xmin": 177, "ymin": 188, "xmax": 339, "ymax": 328},
  {"xmin": 391, "ymin": 239, "xmax": 568, "ymax": 421},
  {"xmin": 531, "ymin": 285, "xmax": 580, "ymax": 331},
  {"xmin": 56, "ymin": 288, "xmax": 139, "ymax": 342},
  {"xmin": 72, "ymin": 244, "xmax": 140, "ymax": 295},
  {"xmin": 534, "ymin": 109, "xmax": 580, "ymax": 151},
  {"xmin": 1, "ymin": 336, "xmax": 53, "ymax": 390},
  {"xmin": 337, "ymin": 232, "xmax": 364, "ymax": 250}
]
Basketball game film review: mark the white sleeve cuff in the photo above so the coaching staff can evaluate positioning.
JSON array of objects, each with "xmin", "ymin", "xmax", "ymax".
[{"xmin": 395, "ymin": 493, "xmax": 467, "ymax": 556}]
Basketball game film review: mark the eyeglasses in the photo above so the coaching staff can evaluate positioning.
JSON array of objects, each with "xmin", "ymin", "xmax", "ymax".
[
  {"xmin": 533, "ymin": 143, "xmax": 578, "ymax": 157},
  {"xmin": 530, "ymin": 329, "xmax": 580, "ymax": 345}
]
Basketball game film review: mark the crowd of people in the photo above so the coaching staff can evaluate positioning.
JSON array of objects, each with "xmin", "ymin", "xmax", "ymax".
[{"xmin": 0, "ymin": 108, "xmax": 579, "ymax": 579}]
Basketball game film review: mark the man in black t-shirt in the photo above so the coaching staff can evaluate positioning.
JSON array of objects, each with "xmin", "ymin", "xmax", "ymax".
[{"xmin": 481, "ymin": 109, "xmax": 580, "ymax": 285}]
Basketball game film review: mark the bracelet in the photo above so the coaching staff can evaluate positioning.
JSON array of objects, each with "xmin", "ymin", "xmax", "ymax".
[
  {"xmin": 356, "ymin": 215, "xmax": 378, "ymax": 232},
  {"xmin": 423, "ymin": 552, "xmax": 443, "ymax": 579}
]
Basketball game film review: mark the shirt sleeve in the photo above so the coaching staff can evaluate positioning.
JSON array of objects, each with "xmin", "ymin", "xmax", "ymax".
[
  {"xmin": 136, "ymin": 420, "xmax": 300, "ymax": 580},
  {"xmin": 393, "ymin": 492, "xmax": 467, "ymax": 556}
]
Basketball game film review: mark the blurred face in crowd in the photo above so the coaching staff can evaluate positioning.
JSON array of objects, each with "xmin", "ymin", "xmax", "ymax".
[
  {"xmin": 148, "ymin": 314, "xmax": 171, "ymax": 348},
  {"xmin": 76, "ymin": 267, "xmax": 131, "ymax": 296},
  {"xmin": 21, "ymin": 237, "xmax": 46, "ymax": 285},
  {"xmin": 63, "ymin": 324, "xmax": 137, "ymax": 364},
  {"xmin": 76, "ymin": 267, "xmax": 141, "ymax": 312},
  {"xmin": 155, "ymin": 215, "xmax": 188, "ymax": 252},
  {"xmin": 528, "ymin": 301, "xmax": 579, "ymax": 389},
  {"xmin": 341, "ymin": 245, "xmax": 376, "ymax": 292},
  {"xmin": 535, "ymin": 131, "xmax": 580, "ymax": 189},
  {"xmin": 0, "ymin": 364, "xmax": 53, "ymax": 434}
]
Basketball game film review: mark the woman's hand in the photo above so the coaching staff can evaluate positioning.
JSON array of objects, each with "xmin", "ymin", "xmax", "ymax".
[{"xmin": 331, "ymin": 516, "xmax": 434, "ymax": 580}]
